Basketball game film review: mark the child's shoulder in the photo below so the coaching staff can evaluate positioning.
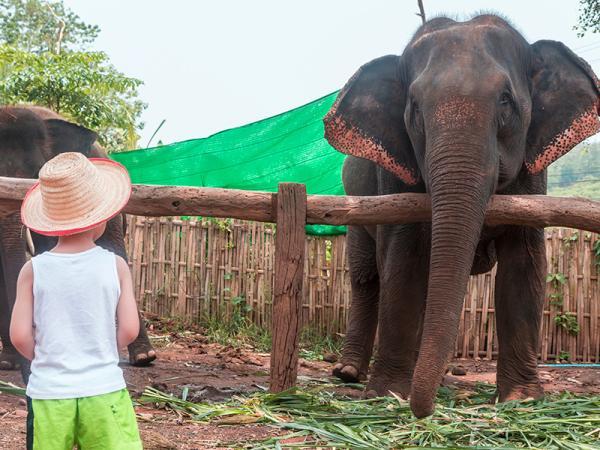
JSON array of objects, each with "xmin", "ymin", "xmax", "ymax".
[
  {"xmin": 94, "ymin": 247, "xmax": 127, "ymax": 265},
  {"xmin": 112, "ymin": 253, "xmax": 129, "ymax": 275},
  {"xmin": 95, "ymin": 247, "xmax": 121, "ymax": 259}
]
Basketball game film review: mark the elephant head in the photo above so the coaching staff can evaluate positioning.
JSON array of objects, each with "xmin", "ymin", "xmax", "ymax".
[
  {"xmin": 0, "ymin": 106, "xmax": 130, "ymax": 259},
  {"xmin": 0, "ymin": 106, "xmax": 97, "ymax": 179},
  {"xmin": 324, "ymin": 15, "xmax": 599, "ymax": 417}
]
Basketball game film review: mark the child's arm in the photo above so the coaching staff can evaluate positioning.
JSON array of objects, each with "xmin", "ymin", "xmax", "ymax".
[
  {"xmin": 10, "ymin": 261, "xmax": 35, "ymax": 360},
  {"xmin": 116, "ymin": 256, "xmax": 140, "ymax": 349}
]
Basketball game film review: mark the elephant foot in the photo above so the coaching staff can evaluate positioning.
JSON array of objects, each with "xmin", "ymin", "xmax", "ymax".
[
  {"xmin": 128, "ymin": 342, "xmax": 157, "ymax": 367},
  {"xmin": 332, "ymin": 362, "xmax": 367, "ymax": 383},
  {"xmin": 497, "ymin": 382, "xmax": 544, "ymax": 403},
  {"xmin": 0, "ymin": 349, "xmax": 22, "ymax": 371},
  {"xmin": 364, "ymin": 374, "xmax": 412, "ymax": 399}
]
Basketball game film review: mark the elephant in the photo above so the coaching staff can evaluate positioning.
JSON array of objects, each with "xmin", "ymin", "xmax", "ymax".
[
  {"xmin": 0, "ymin": 105, "xmax": 156, "ymax": 376},
  {"xmin": 323, "ymin": 14, "xmax": 600, "ymax": 418}
]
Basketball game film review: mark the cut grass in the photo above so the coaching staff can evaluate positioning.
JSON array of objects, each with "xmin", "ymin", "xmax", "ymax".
[
  {"xmin": 139, "ymin": 381, "xmax": 600, "ymax": 449},
  {"xmin": 0, "ymin": 380, "xmax": 25, "ymax": 397}
]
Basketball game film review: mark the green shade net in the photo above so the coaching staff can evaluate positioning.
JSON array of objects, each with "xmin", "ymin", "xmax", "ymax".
[{"xmin": 110, "ymin": 92, "xmax": 346, "ymax": 235}]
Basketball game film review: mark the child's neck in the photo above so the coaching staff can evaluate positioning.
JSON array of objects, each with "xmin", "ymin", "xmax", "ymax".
[{"xmin": 52, "ymin": 231, "xmax": 97, "ymax": 254}]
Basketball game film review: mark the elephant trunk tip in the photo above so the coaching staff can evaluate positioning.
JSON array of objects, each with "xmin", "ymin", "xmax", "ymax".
[{"xmin": 410, "ymin": 384, "xmax": 437, "ymax": 418}]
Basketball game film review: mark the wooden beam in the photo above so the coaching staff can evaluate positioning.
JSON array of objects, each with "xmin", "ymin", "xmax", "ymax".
[
  {"xmin": 0, "ymin": 177, "xmax": 599, "ymax": 232},
  {"xmin": 0, "ymin": 177, "xmax": 276, "ymax": 222},
  {"xmin": 269, "ymin": 183, "xmax": 306, "ymax": 393},
  {"xmin": 127, "ymin": 185, "xmax": 275, "ymax": 222},
  {"xmin": 305, "ymin": 194, "xmax": 600, "ymax": 233}
]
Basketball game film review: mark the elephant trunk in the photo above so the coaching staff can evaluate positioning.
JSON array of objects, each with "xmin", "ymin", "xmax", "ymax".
[{"xmin": 410, "ymin": 138, "xmax": 494, "ymax": 418}]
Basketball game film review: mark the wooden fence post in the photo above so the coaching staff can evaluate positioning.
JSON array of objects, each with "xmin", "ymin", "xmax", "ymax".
[{"xmin": 269, "ymin": 183, "xmax": 307, "ymax": 392}]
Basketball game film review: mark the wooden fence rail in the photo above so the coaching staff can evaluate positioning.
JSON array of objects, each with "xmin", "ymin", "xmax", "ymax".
[
  {"xmin": 1, "ymin": 177, "xmax": 600, "ymax": 232},
  {"xmin": 125, "ymin": 216, "xmax": 600, "ymax": 363}
]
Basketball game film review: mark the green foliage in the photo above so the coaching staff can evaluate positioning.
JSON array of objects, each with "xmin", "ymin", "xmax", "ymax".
[
  {"xmin": 0, "ymin": 0, "xmax": 145, "ymax": 150},
  {"xmin": 549, "ymin": 179, "xmax": 600, "ymax": 198},
  {"xmin": 574, "ymin": 0, "xmax": 600, "ymax": 36},
  {"xmin": 548, "ymin": 292, "xmax": 564, "ymax": 307},
  {"xmin": 558, "ymin": 350, "xmax": 572, "ymax": 362},
  {"xmin": 141, "ymin": 383, "xmax": 600, "ymax": 449},
  {"xmin": 232, "ymin": 295, "xmax": 253, "ymax": 314},
  {"xmin": 547, "ymin": 142, "xmax": 600, "ymax": 199},
  {"xmin": 554, "ymin": 312, "xmax": 581, "ymax": 336},
  {"xmin": 547, "ymin": 268, "xmax": 581, "ymax": 336},
  {"xmin": 547, "ymin": 273, "xmax": 565, "ymax": 306},
  {"xmin": 201, "ymin": 317, "xmax": 271, "ymax": 352},
  {"xmin": 0, "ymin": 0, "xmax": 99, "ymax": 53},
  {"xmin": 0, "ymin": 45, "xmax": 145, "ymax": 150},
  {"xmin": 594, "ymin": 239, "xmax": 600, "ymax": 266},
  {"xmin": 199, "ymin": 298, "xmax": 342, "ymax": 359},
  {"xmin": 298, "ymin": 328, "xmax": 342, "ymax": 360},
  {"xmin": 200, "ymin": 294, "xmax": 271, "ymax": 352},
  {"xmin": 546, "ymin": 272, "xmax": 566, "ymax": 285},
  {"xmin": 562, "ymin": 231, "xmax": 579, "ymax": 247},
  {"xmin": 325, "ymin": 239, "xmax": 332, "ymax": 262}
]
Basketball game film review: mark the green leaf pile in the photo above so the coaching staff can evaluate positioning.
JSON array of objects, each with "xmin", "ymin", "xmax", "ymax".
[{"xmin": 140, "ymin": 382, "xmax": 600, "ymax": 449}]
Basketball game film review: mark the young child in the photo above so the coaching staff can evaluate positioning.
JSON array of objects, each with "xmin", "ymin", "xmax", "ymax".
[{"xmin": 10, "ymin": 152, "xmax": 143, "ymax": 449}]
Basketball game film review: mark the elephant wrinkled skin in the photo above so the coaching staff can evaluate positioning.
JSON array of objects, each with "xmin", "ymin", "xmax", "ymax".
[{"xmin": 324, "ymin": 15, "xmax": 599, "ymax": 417}]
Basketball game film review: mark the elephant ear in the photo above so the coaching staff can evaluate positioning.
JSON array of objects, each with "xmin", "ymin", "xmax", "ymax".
[
  {"xmin": 44, "ymin": 119, "xmax": 98, "ymax": 160},
  {"xmin": 526, "ymin": 40, "xmax": 600, "ymax": 174},
  {"xmin": 323, "ymin": 55, "xmax": 419, "ymax": 185}
]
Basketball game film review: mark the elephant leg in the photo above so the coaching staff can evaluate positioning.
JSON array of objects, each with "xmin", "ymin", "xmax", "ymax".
[
  {"xmin": 366, "ymin": 225, "xmax": 428, "ymax": 399},
  {"xmin": 0, "ymin": 260, "xmax": 22, "ymax": 370},
  {"xmin": 127, "ymin": 311, "xmax": 156, "ymax": 366},
  {"xmin": 0, "ymin": 214, "xmax": 28, "ymax": 371},
  {"xmin": 333, "ymin": 226, "xmax": 378, "ymax": 383},
  {"xmin": 494, "ymin": 226, "xmax": 545, "ymax": 401}
]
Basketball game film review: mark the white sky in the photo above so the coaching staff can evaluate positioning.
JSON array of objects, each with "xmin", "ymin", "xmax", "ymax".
[{"xmin": 62, "ymin": 0, "xmax": 600, "ymax": 148}]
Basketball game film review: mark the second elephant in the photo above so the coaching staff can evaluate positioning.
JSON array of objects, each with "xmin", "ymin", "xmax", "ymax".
[{"xmin": 0, "ymin": 105, "xmax": 156, "ymax": 376}]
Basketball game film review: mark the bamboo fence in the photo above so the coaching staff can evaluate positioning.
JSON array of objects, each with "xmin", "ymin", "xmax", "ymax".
[{"xmin": 125, "ymin": 216, "xmax": 600, "ymax": 362}]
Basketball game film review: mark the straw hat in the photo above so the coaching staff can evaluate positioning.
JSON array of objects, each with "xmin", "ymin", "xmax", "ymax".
[{"xmin": 21, "ymin": 152, "xmax": 132, "ymax": 236}]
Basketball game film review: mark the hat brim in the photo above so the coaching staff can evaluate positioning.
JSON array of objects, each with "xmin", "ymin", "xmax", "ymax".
[{"xmin": 21, "ymin": 158, "xmax": 132, "ymax": 236}]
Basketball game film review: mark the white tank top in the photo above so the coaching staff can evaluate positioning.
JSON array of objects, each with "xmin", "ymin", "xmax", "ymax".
[{"xmin": 26, "ymin": 246, "xmax": 126, "ymax": 399}]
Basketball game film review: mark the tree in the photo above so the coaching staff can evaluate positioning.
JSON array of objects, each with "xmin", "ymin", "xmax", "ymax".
[
  {"xmin": 0, "ymin": 0, "xmax": 145, "ymax": 151},
  {"xmin": 0, "ymin": 0, "xmax": 99, "ymax": 53},
  {"xmin": 0, "ymin": 46, "xmax": 145, "ymax": 150},
  {"xmin": 575, "ymin": 0, "xmax": 600, "ymax": 37}
]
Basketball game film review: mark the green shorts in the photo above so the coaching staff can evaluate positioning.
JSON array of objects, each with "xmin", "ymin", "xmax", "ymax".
[{"xmin": 31, "ymin": 389, "xmax": 142, "ymax": 450}]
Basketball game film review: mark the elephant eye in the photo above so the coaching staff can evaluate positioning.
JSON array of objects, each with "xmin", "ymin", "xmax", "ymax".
[
  {"xmin": 498, "ymin": 92, "xmax": 514, "ymax": 130},
  {"xmin": 499, "ymin": 92, "xmax": 513, "ymax": 106}
]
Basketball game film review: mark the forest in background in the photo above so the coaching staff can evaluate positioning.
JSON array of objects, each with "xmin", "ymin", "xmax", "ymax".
[{"xmin": 548, "ymin": 141, "xmax": 600, "ymax": 199}]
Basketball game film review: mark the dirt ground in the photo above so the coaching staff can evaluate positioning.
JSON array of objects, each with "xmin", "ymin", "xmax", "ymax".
[{"xmin": 1, "ymin": 330, "xmax": 599, "ymax": 449}]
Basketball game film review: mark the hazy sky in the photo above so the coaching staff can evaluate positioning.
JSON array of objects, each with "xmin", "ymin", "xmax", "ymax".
[{"xmin": 62, "ymin": 0, "xmax": 600, "ymax": 148}]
